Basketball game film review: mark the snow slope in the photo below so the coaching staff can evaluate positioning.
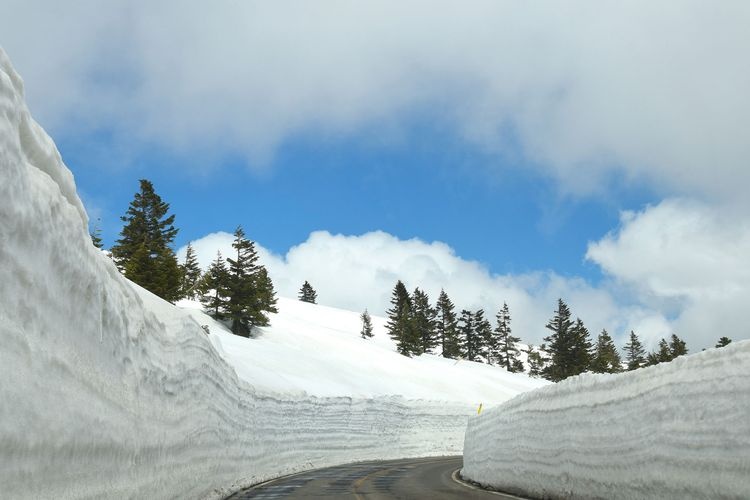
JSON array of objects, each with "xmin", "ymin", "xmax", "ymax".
[
  {"xmin": 463, "ymin": 341, "xmax": 750, "ymax": 499},
  {"xmin": 0, "ymin": 47, "xmax": 542, "ymax": 499}
]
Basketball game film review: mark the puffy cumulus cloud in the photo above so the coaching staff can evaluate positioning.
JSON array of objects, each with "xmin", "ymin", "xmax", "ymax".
[
  {"xmin": 2, "ymin": 1, "xmax": 749, "ymax": 199},
  {"xmin": 587, "ymin": 199, "xmax": 750, "ymax": 349},
  {"xmin": 179, "ymin": 230, "xmax": 666, "ymax": 347}
]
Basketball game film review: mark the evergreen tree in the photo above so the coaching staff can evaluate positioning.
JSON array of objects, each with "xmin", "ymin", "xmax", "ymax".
[
  {"xmin": 569, "ymin": 318, "xmax": 593, "ymax": 375},
  {"xmin": 590, "ymin": 329, "xmax": 622, "ymax": 373},
  {"xmin": 90, "ymin": 218, "xmax": 103, "ymax": 249},
  {"xmin": 111, "ymin": 179, "xmax": 181, "ymax": 301},
  {"xmin": 623, "ymin": 330, "xmax": 646, "ymax": 371},
  {"xmin": 411, "ymin": 288, "xmax": 438, "ymax": 355},
  {"xmin": 474, "ymin": 309, "xmax": 492, "ymax": 363},
  {"xmin": 542, "ymin": 299, "xmax": 574, "ymax": 382},
  {"xmin": 493, "ymin": 303, "xmax": 522, "ymax": 371},
  {"xmin": 256, "ymin": 267, "xmax": 278, "ymax": 317},
  {"xmin": 360, "ymin": 309, "xmax": 374, "ymax": 339},
  {"xmin": 385, "ymin": 281, "xmax": 417, "ymax": 356},
  {"xmin": 716, "ymin": 336, "xmax": 732, "ymax": 348},
  {"xmin": 298, "ymin": 281, "xmax": 317, "ymax": 304},
  {"xmin": 226, "ymin": 226, "xmax": 262, "ymax": 336},
  {"xmin": 199, "ymin": 251, "xmax": 230, "ymax": 320},
  {"xmin": 647, "ymin": 338, "xmax": 673, "ymax": 366},
  {"xmin": 669, "ymin": 333, "xmax": 688, "ymax": 358},
  {"xmin": 179, "ymin": 243, "xmax": 202, "ymax": 299},
  {"xmin": 458, "ymin": 309, "xmax": 483, "ymax": 361},
  {"xmin": 525, "ymin": 345, "xmax": 545, "ymax": 378},
  {"xmin": 435, "ymin": 289, "xmax": 460, "ymax": 359}
]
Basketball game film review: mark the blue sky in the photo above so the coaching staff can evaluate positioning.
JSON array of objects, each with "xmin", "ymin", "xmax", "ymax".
[{"xmin": 2, "ymin": 1, "xmax": 748, "ymax": 349}]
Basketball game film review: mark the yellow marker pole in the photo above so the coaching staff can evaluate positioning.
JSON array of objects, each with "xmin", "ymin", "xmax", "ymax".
[{"xmin": 477, "ymin": 403, "xmax": 483, "ymax": 415}]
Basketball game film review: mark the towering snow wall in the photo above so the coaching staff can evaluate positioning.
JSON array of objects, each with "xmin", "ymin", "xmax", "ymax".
[
  {"xmin": 463, "ymin": 341, "xmax": 750, "ymax": 499},
  {"xmin": 0, "ymin": 48, "xmax": 473, "ymax": 499}
]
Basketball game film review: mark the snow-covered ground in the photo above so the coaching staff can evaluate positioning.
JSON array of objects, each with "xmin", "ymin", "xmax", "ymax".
[
  {"xmin": 0, "ymin": 47, "xmax": 543, "ymax": 499},
  {"xmin": 463, "ymin": 341, "xmax": 750, "ymax": 499}
]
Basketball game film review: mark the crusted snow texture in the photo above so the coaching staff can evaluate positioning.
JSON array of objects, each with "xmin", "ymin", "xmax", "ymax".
[
  {"xmin": 462, "ymin": 341, "xmax": 750, "ymax": 499},
  {"xmin": 0, "ymin": 47, "xmax": 474, "ymax": 499}
]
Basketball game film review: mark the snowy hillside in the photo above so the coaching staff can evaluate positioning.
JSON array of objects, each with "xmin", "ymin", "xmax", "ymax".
[
  {"xmin": 177, "ymin": 296, "xmax": 543, "ymax": 402},
  {"xmin": 463, "ymin": 341, "xmax": 750, "ymax": 499},
  {"xmin": 0, "ymin": 47, "xmax": 542, "ymax": 499}
]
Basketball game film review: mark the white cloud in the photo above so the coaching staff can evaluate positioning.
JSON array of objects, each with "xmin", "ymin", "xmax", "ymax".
[
  {"xmin": 179, "ymin": 230, "xmax": 669, "ymax": 348},
  {"xmin": 587, "ymin": 199, "xmax": 750, "ymax": 349},
  {"xmin": 1, "ymin": 1, "xmax": 749, "ymax": 200}
]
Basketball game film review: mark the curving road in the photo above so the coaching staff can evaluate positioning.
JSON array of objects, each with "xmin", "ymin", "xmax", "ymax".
[{"xmin": 226, "ymin": 456, "xmax": 524, "ymax": 499}]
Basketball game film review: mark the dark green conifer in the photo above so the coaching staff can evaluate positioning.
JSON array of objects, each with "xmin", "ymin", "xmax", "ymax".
[
  {"xmin": 542, "ymin": 299, "xmax": 574, "ymax": 382},
  {"xmin": 385, "ymin": 281, "xmax": 416, "ymax": 356},
  {"xmin": 591, "ymin": 329, "xmax": 622, "ymax": 373},
  {"xmin": 525, "ymin": 345, "xmax": 545, "ymax": 378},
  {"xmin": 669, "ymin": 333, "xmax": 688, "ymax": 358},
  {"xmin": 473, "ymin": 309, "xmax": 492, "ymax": 363},
  {"xmin": 435, "ymin": 289, "xmax": 460, "ymax": 359},
  {"xmin": 360, "ymin": 309, "xmax": 374, "ymax": 339},
  {"xmin": 458, "ymin": 309, "xmax": 478, "ymax": 361},
  {"xmin": 226, "ymin": 226, "xmax": 261, "ymax": 336},
  {"xmin": 716, "ymin": 336, "xmax": 732, "ymax": 348},
  {"xmin": 199, "ymin": 251, "xmax": 230, "ymax": 320},
  {"xmin": 623, "ymin": 330, "xmax": 646, "ymax": 371},
  {"xmin": 256, "ymin": 267, "xmax": 278, "ymax": 318},
  {"xmin": 569, "ymin": 318, "xmax": 593, "ymax": 375},
  {"xmin": 111, "ymin": 179, "xmax": 180, "ymax": 301},
  {"xmin": 412, "ymin": 288, "xmax": 437, "ymax": 355},
  {"xmin": 493, "ymin": 303, "xmax": 522, "ymax": 371},
  {"xmin": 90, "ymin": 218, "xmax": 104, "ymax": 249},
  {"xmin": 180, "ymin": 243, "xmax": 202, "ymax": 299},
  {"xmin": 298, "ymin": 281, "xmax": 317, "ymax": 304}
]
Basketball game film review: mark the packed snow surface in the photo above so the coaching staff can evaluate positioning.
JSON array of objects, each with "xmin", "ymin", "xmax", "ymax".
[
  {"xmin": 0, "ymin": 47, "xmax": 542, "ymax": 499},
  {"xmin": 463, "ymin": 341, "xmax": 750, "ymax": 499}
]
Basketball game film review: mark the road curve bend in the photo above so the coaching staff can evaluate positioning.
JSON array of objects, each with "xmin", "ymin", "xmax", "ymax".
[{"xmin": 226, "ymin": 456, "xmax": 526, "ymax": 499}]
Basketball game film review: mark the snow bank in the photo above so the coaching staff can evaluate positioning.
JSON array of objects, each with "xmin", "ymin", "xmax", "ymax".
[
  {"xmin": 463, "ymin": 342, "xmax": 750, "ymax": 499},
  {"xmin": 0, "ymin": 47, "xmax": 540, "ymax": 499}
]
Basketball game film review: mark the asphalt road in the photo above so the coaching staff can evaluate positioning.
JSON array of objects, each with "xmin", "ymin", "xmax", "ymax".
[{"xmin": 226, "ymin": 456, "xmax": 524, "ymax": 499}]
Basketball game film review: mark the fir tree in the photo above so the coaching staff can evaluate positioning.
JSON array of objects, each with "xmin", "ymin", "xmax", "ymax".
[
  {"xmin": 298, "ymin": 281, "xmax": 317, "ymax": 304},
  {"xmin": 590, "ymin": 329, "xmax": 622, "ymax": 373},
  {"xmin": 493, "ymin": 303, "xmax": 522, "ymax": 371},
  {"xmin": 473, "ymin": 309, "xmax": 492, "ymax": 363},
  {"xmin": 623, "ymin": 330, "xmax": 646, "ymax": 371},
  {"xmin": 179, "ymin": 243, "xmax": 202, "ymax": 299},
  {"xmin": 669, "ymin": 333, "xmax": 688, "ymax": 358},
  {"xmin": 542, "ymin": 299, "xmax": 574, "ymax": 382},
  {"xmin": 256, "ymin": 267, "xmax": 278, "ymax": 318},
  {"xmin": 435, "ymin": 289, "xmax": 460, "ymax": 359},
  {"xmin": 226, "ymin": 226, "xmax": 262, "ymax": 336},
  {"xmin": 569, "ymin": 318, "xmax": 593, "ymax": 375},
  {"xmin": 716, "ymin": 336, "xmax": 732, "ymax": 348},
  {"xmin": 647, "ymin": 338, "xmax": 673, "ymax": 366},
  {"xmin": 90, "ymin": 218, "xmax": 103, "ymax": 249},
  {"xmin": 525, "ymin": 345, "xmax": 545, "ymax": 378},
  {"xmin": 360, "ymin": 309, "xmax": 374, "ymax": 339},
  {"xmin": 458, "ymin": 309, "xmax": 480, "ymax": 361},
  {"xmin": 412, "ymin": 288, "xmax": 438, "ymax": 355},
  {"xmin": 111, "ymin": 179, "xmax": 181, "ymax": 301},
  {"xmin": 385, "ymin": 281, "xmax": 417, "ymax": 356},
  {"xmin": 199, "ymin": 251, "xmax": 230, "ymax": 320}
]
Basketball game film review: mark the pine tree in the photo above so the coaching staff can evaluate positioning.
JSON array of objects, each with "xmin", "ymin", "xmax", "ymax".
[
  {"xmin": 473, "ymin": 309, "xmax": 492, "ymax": 363},
  {"xmin": 90, "ymin": 218, "xmax": 103, "ymax": 249},
  {"xmin": 360, "ymin": 309, "xmax": 374, "ymax": 339},
  {"xmin": 542, "ymin": 299, "xmax": 574, "ymax": 382},
  {"xmin": 716, "ymin": 336, "xmax": 732, "ymax": 348},
  {"xmin": 385, "ymin": 281, "xmax": 416, "ymax": 356},
  {"xmin": 111, "ymin": 179, "xmax": 181, "ymax": 301},
  {"xmin": 669, "ymin": 333, "xmax": 688, "ymax": 358},
  {"xmin": 179, "ymin": 243, "xmax": 202, "ymax": 299},
  {"xmin": 525, "ymin": 345, "xmax": 545, "ymax": 378},
  {"xmin": 256, "ymin": 267, "xmax": 278, "ymax": 318},
  {"xmin": 226, "ymin": 226, "xmax": 261, "ymax": 336},
  {"xmin": 647, "ymin": 338, "xmax": 673, "ymax": 366},
  {"xmin": 199, "ymin": 251, "xmax": 230, "ymax": 320},
  {"xmin": 623, "ymin": 330, "xmax": 646, "ymax": 371},
  {"xmin": 493, "ymin": 303, "xmax": 522, "ymax": 371},
  {"xmin": 298, "ymin": 281, "xmax": 317, "ymax": 304},
  {"xmin": 412, "ymin": 288, "xmax": 438, "ymax": 355},
  {"xmin": 569, "ymin": 318, "xmax": 593, "ymax": 376},
  {"xmin": 435, "ymin": 289, "xmax": 460, "ymax": 359},
  {"xmin": 591, "ymin": 329, "xmax": 622, "ymax": 373},
  {"xmin": 458, "ymin": 309, "xmax": 478, "ymax": 361}
]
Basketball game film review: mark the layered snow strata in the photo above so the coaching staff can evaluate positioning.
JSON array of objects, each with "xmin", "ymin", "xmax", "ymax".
[
  {"xmin": 0, "ymin": 47, "xmax": 474, "ymax": 499},
  {"xmin": 462, "ymin": 341, "xmax": 750, "ymax": 499}
]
